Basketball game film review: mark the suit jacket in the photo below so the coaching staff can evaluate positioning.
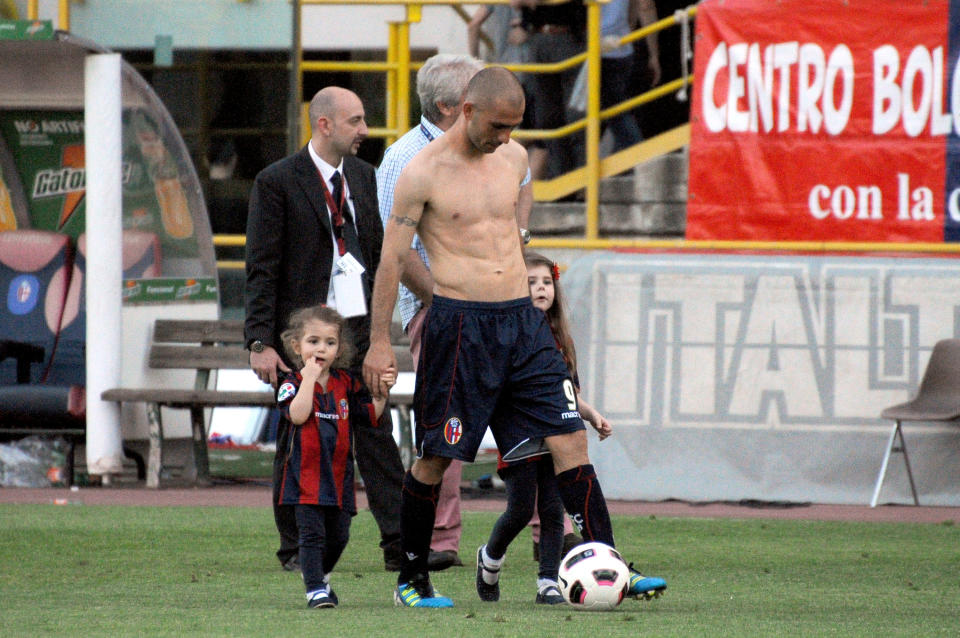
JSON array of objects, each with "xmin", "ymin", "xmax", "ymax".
[{"xmin": 244, "ymin": 146, "xmax": 383, "ymax": 370}]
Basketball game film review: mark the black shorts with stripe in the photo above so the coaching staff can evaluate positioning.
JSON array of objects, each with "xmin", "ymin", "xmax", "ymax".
[{"xmin": 413, "ymin": 295, "xmax": 585, "ymax": 462}]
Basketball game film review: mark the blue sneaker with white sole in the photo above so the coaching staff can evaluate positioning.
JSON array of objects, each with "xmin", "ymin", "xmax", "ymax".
[
  {"xmin": 394, "ymin": 574, "xmax": 454, "ymax": 608},
  {"xmin": 627, "ymin": 564, "xmax": 667, "ymax": 600}
]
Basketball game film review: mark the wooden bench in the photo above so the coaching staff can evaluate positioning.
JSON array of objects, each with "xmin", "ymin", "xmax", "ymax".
[{"xmin": 102, "ymin": 319, "xmax": 275, "ymax": 487}]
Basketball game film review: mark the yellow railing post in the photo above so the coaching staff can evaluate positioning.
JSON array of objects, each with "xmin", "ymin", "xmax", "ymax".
[
  {"xmin": 396, "ymin": 4, "xmax": 421, "ymax": 135},
  {"xmin": 26, "ymin": 0, "xmax": 70, "ymax": 28},
  {"xmin": 396, "ymin": 22, "xmax": 410, "ymax": 136},
  {"xmin": 290, "ymin": 0, "xmax": 304, "ymax": 153},
  {"xmin": 58, "ymin": 0, "xmax": 69, "ymax": 31},
  {"xmin": 385, "ymin": 22, "xmax": 399, "ymax": 146},
  {"xmin": 584, "ymin": 0, "xmax": 603, "ymax": 241}
]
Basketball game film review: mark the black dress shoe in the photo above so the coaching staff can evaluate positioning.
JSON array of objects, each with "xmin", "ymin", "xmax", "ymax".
[
  {"xmin": 427, "ymin": 550, "xmax": 463, "ymax": 571},
  {"xmin": 383, "ymin": 540, "xmax": 403, "ymax": 571},
  {"xmin": 562, "ymin": 533, "xmax": 583, "ymax": 556},
  {"xmin": 281, "ymin": 554, "xmax": 300, "ymax": 572}
]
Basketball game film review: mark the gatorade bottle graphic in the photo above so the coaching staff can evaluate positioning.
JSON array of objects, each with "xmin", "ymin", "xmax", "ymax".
[
  {"xmin": 0, "ymin": 168, "xmax": 15, "ymax": 231},
  {"xmin": 132, "ymin": 110, "xmax": 193, "ymax": 239},
  {"xmin": 152, "ymin": 154, "xmax": 193, "ymax": 239},
  {"xmin": 0, "ymin": 136, "xmax": 29, "ymax": 231}
]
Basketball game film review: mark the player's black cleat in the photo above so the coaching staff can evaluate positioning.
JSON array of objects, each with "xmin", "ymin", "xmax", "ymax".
[
  {"xmin": 476, "ymin": 545, "xmax": 500, "ymax": 602},
  {"xmin": 535, "ymin": 583, "xmax": 565, "ymax": 605},
  {"xmin": 307, "ymin": 587, "xmax": 337, "ymax": 608}
]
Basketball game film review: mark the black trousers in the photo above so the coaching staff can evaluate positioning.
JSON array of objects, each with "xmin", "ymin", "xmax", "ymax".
[
  {"xmin": 273, "ymin": 407, "xmax": 403, "ymax": 564},
  {"xmin": 295, "ymin": 504, "xmax": 351, "ymax": 593},
  {"xmin": 486, "ymin": 455, "xmax": 566, "ymax": 581}
]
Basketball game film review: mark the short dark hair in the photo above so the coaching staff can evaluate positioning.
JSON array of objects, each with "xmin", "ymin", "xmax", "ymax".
[{"xmin": 464, "ymin": 66, "xmax": 524, "ymax": 111}]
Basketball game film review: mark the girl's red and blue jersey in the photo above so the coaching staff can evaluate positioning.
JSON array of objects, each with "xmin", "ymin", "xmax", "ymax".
[{"xmin": 275, "ymin": 368, "xmax": 377, "ymax": 512}]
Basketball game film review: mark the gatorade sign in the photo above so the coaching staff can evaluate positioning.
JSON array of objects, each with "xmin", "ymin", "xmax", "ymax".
[
  {"xmin": 687, "ymin": 0, "xmax": 960, "ymax": 243},
  {"xmin": 0, "ymin": 109, "xmax": 200, "ymax": 259}
]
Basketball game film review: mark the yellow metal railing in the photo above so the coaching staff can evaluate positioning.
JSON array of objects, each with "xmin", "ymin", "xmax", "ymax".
[
  {"xmin": 29, "ymin": 1, "xmax": 960, "ymax": 265},
  {"xmin": 37, "ymin": 0, "xmax": 700, "ymax": 264},
  {"xmin": 26, "ymin": 0, "xmax": 70, "ymax": 30},
  {"xmin": 293, "ymin": 0, "xmax": 697, "ymax": 246}
]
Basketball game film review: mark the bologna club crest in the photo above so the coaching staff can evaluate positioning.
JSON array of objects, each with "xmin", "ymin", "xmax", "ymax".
[
  {"xmin": 444, "ymin": 417, "xmax": 463, "ymax": 445},
  {"xmin": 8, "ymin": 274, "xmax": 40, "ymax": 315}
]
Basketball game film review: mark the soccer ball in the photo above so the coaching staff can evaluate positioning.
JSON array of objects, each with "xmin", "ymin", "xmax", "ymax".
[{"xmin": 557, "ymin": 541, "xmax": 629, "ymax": 611}]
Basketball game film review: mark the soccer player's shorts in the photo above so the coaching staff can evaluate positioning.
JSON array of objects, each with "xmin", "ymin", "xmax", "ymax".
[{"xmin": 413, "ymin": 295, "xmax": 585, "ymax": 462}]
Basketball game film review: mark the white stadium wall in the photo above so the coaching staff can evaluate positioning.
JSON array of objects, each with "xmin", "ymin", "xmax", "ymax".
[
  {"xmin": 63, "ymin": 0, "xmax": 471, "ymax": 52},
  {"xmin": 565, "ymin": 251, "xmax": 960, "ymax": 506}
]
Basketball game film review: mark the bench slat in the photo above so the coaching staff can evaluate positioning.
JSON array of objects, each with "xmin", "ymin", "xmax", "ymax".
[
  {"xmin": 100, "ymin": 317, "xmax": 419, "ymax": 489},
  {"xmin": 153, "ymin": 319, "xmax": 246, "ymax": 344},
  {"xmin": 393, "ymin": 346, "xmax": 414, "ymax": 373},
  {"xmin": 149, "ymin": 344, "xmax": 251, "ymax": 370},
  {"xmin": 102, "ymin": 388, "xmax": 275, "ymax": 408}
]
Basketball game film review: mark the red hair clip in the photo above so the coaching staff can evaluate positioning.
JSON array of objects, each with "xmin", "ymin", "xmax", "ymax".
[{"xmin": 551, "ymin": 263, "xmax": 560, "ymax": 281}]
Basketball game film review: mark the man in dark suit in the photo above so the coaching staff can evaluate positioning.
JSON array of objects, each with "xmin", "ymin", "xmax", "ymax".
[{"xmin": 245, "ymin": 86, "xmax": 404, "ymax": 572}]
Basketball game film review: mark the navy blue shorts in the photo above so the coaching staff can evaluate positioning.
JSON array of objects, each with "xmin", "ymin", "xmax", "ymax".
[{"xmin": 413, "ymin": 295, "xmax": 585, "ymax": 462}]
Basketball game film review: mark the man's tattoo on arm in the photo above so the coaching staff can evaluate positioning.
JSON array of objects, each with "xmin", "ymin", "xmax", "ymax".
[{"xmin": 390, "ymin": 214, "xmax": 418, "ymax": 227}]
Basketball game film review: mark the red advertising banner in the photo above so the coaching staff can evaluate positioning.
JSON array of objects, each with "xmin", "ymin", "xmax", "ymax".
[{"xmin": 687, "ymin": 0, "xmax": 959, "ymax": 243}]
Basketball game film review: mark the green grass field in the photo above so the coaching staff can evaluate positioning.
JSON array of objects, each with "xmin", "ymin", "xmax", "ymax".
[{"xmin": 2, "ymin": 504, "xmax": 959, "ymax": 637}]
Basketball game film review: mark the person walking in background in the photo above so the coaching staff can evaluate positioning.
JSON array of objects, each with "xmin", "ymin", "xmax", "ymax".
[
  {"xmin": 364, "ymin": 67, "xmax": 666, "ymax": 607},
  {"xmin": 275, "ymin": 305, "xmax": 397, "ymax": 608},
  {"xmin": 476, "ymin": 252, "xmax": 612, "ymax": 606},
  {"xmin": 597, "ymin": 0, "xmax": 659, "ymax": 151},
  {"xmin": 569, "ymin": 0, "xmax": 660, "ymax": 159},
  {"xmin": 513, "ymin": 0, "xmax": 586, "ymax": 179},
  {"xmin": 245, "ymin": 86, "xmax": 406, "ymax": 574},
  {"xmin": 467, "ymin": 6, "xmax": 548, "ymax": 179},
  {"xmin": 377, "ymin": 53, "xmax": 533, "ymax": 572}
]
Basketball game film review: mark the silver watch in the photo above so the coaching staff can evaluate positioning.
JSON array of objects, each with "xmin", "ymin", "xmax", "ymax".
[{"xmin": 519, "ymin": 228, "xmax": 532, "ymax": 245}]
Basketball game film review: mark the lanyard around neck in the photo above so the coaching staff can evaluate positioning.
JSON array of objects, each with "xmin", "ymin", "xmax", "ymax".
[
  {"xmin": 420, "ymin": 123, "xmax": 435, "ymax": 143},
  {"xmin": 318, "ymin": 168, "xmax": 346, "ymax": 218},
  {"xmin": 317, "ymin": 168, "xmax": 349, "ymax": 256}
]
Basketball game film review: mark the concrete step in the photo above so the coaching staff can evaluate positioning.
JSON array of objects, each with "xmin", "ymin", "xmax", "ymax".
[
  {"xmin": 531, "ymin": 149, "xmax": 688, "ymax": 237},
  {"xmin": 599, "ymin": 148, "xmax": 688, "ymax": 204},
  {"xmin": 529, "ymin": 201, "xmax": 686, "ymax": 236}
]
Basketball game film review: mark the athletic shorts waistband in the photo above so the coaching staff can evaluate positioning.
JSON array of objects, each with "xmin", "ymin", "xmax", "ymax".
[{"xmin": 431, "ymin": 295, "xmax": 533, "ymax": 313}]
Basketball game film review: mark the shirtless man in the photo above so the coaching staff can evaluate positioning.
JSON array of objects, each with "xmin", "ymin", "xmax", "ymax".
[{"xmin": 363, "ymin": 67, "xmax": 666, "ymax": 608}]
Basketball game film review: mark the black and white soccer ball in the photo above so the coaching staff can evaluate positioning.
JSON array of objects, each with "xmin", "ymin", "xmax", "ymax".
[{"xmin": 557, "ymin": 541, "xmax": 629, "ymax": 610}]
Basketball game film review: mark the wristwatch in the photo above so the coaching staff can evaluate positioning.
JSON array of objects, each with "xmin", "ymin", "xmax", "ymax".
[
  {"xmin": 249, "ymin": 340, "xmax": 266, "ymax": 353},
  {"xmin": 519, "ymin": 228, "xmax": 532, "ymax": 245}
]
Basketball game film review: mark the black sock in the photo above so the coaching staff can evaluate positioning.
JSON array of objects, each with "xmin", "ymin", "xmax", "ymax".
[
  {"xmin": 399, "ymin": 471, "xmax": 441, "ymax": 583},
  {"xmin": 556, "ymin": 464, "xmax": 615, "ymax": 547}
]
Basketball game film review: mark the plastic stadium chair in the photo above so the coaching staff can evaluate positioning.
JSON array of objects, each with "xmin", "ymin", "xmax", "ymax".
[{"xmin": 871, "ymin": 339, "xmax": 960, "ymax": 507}]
